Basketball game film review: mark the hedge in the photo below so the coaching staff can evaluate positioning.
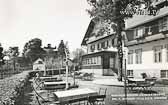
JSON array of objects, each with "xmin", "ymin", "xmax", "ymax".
[{"xmin": 0, "ymin": 71, "xmax": 30, "ymax": 105}]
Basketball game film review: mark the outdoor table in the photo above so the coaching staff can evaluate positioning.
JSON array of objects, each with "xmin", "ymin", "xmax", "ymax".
[
  {"xmin": 43, "ymin": 81, "xmax": 70, "ymax": 90},
  {"xmin": 53, "ymin": 88, "xmax": 98, "ymax": 102},
  {"xmin": 127, "ymin": 78, "xmax": 153, "ymax": 92},
  {"xmin": 128, "ymin": 78, "xmax": 145, "ymax": 82}
]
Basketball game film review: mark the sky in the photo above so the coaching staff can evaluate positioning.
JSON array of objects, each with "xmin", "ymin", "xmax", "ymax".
[{"xmin": 0, "ymin": 0, "xmax": 91, "ymax": 53}]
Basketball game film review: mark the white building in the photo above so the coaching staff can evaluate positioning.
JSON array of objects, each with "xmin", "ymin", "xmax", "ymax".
[
  {"xmin": 125, "ymin": 6, "xmax": 168, "ymax": 79},
  {"xmin": 33, "ymin": 58, "xmax": 45, "ymax": 71}
]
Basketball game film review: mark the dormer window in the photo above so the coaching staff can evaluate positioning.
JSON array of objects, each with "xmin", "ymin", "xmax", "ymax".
[
  {"xmin": 90, "ymin": 45, "xmax": 95, "ymax": 52},
  {"xmin": 97, "ymin": 43, "xmax": 101, "ymax": 50}
]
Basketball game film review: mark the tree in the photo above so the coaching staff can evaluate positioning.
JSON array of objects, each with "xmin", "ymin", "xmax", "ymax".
[
  {"xmin": 72, "ymin": 48, "xmax": 85, "ymax": 70},
  {"xmin": 22, "ymin": 38, "xmax": 46, "ymax": 63},
  {"xmin": 8, "ymin": 47, "xmax": 19, "ymax": 71},
  {"xmin": 86, "ymin": 0, "xmax": 166, "ymax": 81},
  {"xmin": 57, "ymin": 40, "xmax": 66, "ymax": 68},
  {"xmin": 0, "ymin": 44, "xmax": 4, "ymax": 67}
]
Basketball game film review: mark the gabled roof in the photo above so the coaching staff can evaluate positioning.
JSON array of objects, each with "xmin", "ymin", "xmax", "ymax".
[
  {"xmin": 81, "ymin": 19, "xmax": 95, "ymax": 46},
  {"xmin": 126, "ymin": 7, "xmax": 168, "ymax": 29},
  {"xmin": 33, "ymin": 58, "xmax": 44, "ymax": 64}
]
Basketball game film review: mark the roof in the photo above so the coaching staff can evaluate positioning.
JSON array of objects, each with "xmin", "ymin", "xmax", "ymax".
[
  {"xmin": 81, "ymin": 20, "xmax": 95, "ymax": 46},
  {"xmin": 81, "ymin": 19, "xmax": 116, "ymax": 46},
  {"xmin": 33, "ymin": 58, "xmax": 44, "ymax": 64},
  {"xmin": 126, "ymin": 7, "xmax": 168, "ymax": 29}
]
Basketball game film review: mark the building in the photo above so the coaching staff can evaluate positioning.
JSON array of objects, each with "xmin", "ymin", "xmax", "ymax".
[
  {"xmin": 125, "ymin": 6, "xmax": 168, "ymax": 79},
  {"xmin": 33, "ymin": 58, "xmax": 45, "ymax": 71},
  {"xmin": 43, "ymin": 44, "xmax": 59, "ymax": 70},
  {"xmin": 81, "ymin": 19, "xmax": 119, "ymax": 76}
]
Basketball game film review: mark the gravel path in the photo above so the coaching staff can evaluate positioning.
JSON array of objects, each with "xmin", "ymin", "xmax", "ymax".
[{"xmin": 20, "ymin": 76, "xmax": 168, "ymax": 105}]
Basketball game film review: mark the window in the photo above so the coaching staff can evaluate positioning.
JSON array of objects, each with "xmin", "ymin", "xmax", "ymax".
[
  {"xmin": 97, "ymin": 43, "xmax": 101, "ymax": 50},
  {"xmin": 127, "ymin": 70, "xmax": 133, "ymax": 77},
  {"xmin": 128, "ymin": 50, "xmax": 133, "ymax": 64},
  {"xmin": 90, "ymin": 45, "xmax": 95, "ymax": 52},
  {"xmin": 135, "ymin": 49, "xmax": 142, "ymax": 64},
  {"xmin": 97, "ymin": 56, "xmax": 101, "ymax": 65},
  {"xmin": 93, "ymin": 57, "xmax": 96, "ymax": 64},
  {"xmin": 160, "ymin": 70, "xmax": 168, "ymax": 78},
  {"xmin": 166, "ymin": 44, "xmax": 168, "ymax": 62},
  {"xmin": 110, "ymin": 58, "xmax": 114, "ymax": 68},
  {"xmin": 111, "ymin": 39, "xmax": 114, "ymax": 46},
  {"xmin": 159, "ymin": 17, "xmax": 168, "ymax": 32},
  {"xmin": 88, "ymin": 59, "xmax": 90, "ymax": 64},
  {"xmin": 101, "ymin": 42, "xmax": 105, "ymax": 49},
  {"xmin": 135, "ymin": 27, "xmax": 144, "ymax": 38},
  {"xmin": 153, "ymin": 45, "xmax": 162, "ymax": 63},
  {"xmin": 145, "ymin": 26, "xmax": 152, "ymax": 35},
  {"xmin": 105, "ymin": 40, "xmax": 109, "ymax": 48}
]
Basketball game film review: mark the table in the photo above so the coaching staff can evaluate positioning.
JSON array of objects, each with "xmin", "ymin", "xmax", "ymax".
[
  {"xmin": 44, "ymin": 81, "xmax": 70, "ymax": 90},
  {"xmin": 53, "ymin": 88, "xmax": 98, "ymax": 102},
  {"xmin": 40, "ymin": 76, "xmax": 58, "ymax": 82},
  {"xmin": 128, "ymin": 78, "xmax": 145, "ymax": 82},
  {"xmin": 127, "ymin": 78, "xmax": 153, "ymax": 92}
]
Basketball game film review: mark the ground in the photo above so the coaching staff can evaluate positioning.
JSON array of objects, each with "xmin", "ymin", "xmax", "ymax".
[{"xmin": 21, "ymin": 74, "xmax": 168, "ymax": 105}]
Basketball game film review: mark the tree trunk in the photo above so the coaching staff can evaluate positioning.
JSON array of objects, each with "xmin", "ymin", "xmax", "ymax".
[
  {"xmin": 13, "ymin": 58, "xmax": 16, "ymax": 73},
  {"xmin": 116, "ymin": 20, "xmax": 124, "ymax": 81}
]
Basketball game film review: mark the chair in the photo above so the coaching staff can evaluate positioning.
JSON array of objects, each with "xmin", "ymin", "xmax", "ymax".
[
  {"xmin": 87, "ymin": 88, "xmax": 107, "ymax": 105},
  {"xmin": 67, "ymin": 97, "xmax": 87, "ymax": 105},
  {"xmin": 32, "ymin": 85, "xmax": 60, "ymax": 105},
  {"xmin": 87, "ymin": 95, "xmax": 106, "ymax": 105},
  {"xmin": 33, "ymin": 77, "xmax": 44, "ymax": 90},
  {"xmin": 98, "ymin": 88, "xmax": 107, "ymax": 96}
]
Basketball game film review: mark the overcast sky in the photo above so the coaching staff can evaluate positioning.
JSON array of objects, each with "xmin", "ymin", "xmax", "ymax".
[{"xmin": 0, "ymin": 0, "xmax": 91, "ymax": 52}]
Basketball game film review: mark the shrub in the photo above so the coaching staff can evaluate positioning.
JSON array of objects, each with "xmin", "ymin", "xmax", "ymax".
[{"xmin": 0, "ymin": 71, "xmax": 30, "ymax": 105}]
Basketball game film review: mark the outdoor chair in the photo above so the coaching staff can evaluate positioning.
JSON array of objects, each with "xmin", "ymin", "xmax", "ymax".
[
  {"xmin": 32, "ymin": 84, "xmax": 60, "ymax": 105},
  {"xmin": 66, "ymin": 97, "xmax": 87, "ymax": 105},
  {"xmin": 87, "ymin": 88, "xmax": 107, "ymax": 105},
  {"xmin": 33, "ymin": 76, "xmax": 44, "ymax": 90},
  {"xmin": 87, "ymin": 95, "xmax": 106, "ymax": 105},
  {"xmin": 98, "ymin": 88, "xmax": 107, "ymax": 96}
]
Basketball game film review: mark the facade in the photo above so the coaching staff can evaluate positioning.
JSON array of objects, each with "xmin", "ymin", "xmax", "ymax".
[
  {"xmin": 43, "ymin": 44, "xmax": 59, "ymax": 70},
  {"xmin": 125, "ymin": 6, "xmax": 168, "ymax": 79},
  {"xmin": 81, "ymin": 19, "xmax": 118, "ymax": 76},
  {"xmin": 33, "ymin": 58, "xmax": 45, "ymax": 71}
]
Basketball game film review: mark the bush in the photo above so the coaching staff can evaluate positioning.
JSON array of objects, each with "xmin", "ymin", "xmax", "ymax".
[{"xmin": 0, "ymin": 71, "xmax": 30, "ymax": 105}]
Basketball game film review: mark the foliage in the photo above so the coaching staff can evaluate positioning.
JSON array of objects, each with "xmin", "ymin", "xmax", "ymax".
[
  {"xmin": 57, "ymin": 40, "xmax": 70, "ymax": 68},
  {"xmin": 87, "ymin": 0, "xmax": 157, "ymax": 21},
  {"xmin": 8, "ymin": 47, "xmax": 19, "ymax": 58},
  {"xmin": 86, "ymin": 0, "xmax": 164, "ymax": 81},
  {"xmin": 57, "ymin": 40, "xmax": 66, "ymax": 58},
  {"xmin": 22, "ymin": 38, "xmax": 46, "ymax": 63},
  {"xmin": 0, "ymin": 71, "xmax": 30, "ymax": 105},
  {"xmin": 72, "ymin": 48, "xmax": 85, "ymax": 68},
  {"xmin": 0, "ymin": 44, "xmax": 5, "ymax": 66}
]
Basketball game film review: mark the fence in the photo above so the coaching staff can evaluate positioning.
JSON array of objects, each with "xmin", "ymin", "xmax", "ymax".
[{"xmin": 0, "ymin": 66, "xmax": 32, "ymax": 79}]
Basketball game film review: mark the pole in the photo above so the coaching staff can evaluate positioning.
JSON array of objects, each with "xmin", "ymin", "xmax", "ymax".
[
  {"xmin": 65, "ymin": 43, "xmax": 69, "ymax": 90},
  {"xmin": 66, "ymin": 58, "xmax": 68, "ymax": 90},
  {"xmin": 65, "ymin": 55, "xmax": 69, "ymax": 90},
  {"xmin": 124, "ymin": 58, "xmax": 127, "ymax": 105}
]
